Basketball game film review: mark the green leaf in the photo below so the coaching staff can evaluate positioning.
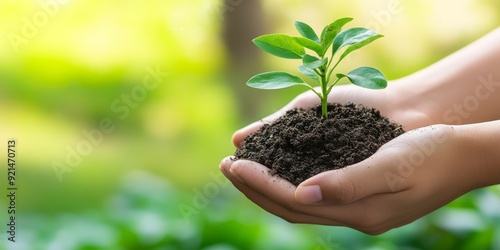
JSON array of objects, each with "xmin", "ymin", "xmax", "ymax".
[
  {"xmin": 294, "ymin": 21, "xmax": 319, "ymax": 42},
  {"xmin": 247, "ymin": 72, "xmax": 310, "ymax": 89},
  {"xmin": 302, "ymin": 54, "xmax": 327, "ymax": 69},
  {"xmin": 331, "ymin": 28, "xmax": 380, "ymax": 57},
  {"xmin": 337, "ymin": 34, "xmax": 383, "ymax": 62},
  {"xmin": 298, "ymin": 65, "xmax": 319, "ymax": 82},
  {"xmin": 319, "ymin": 17, "xmax": 353, "ymax": 56},
  {"xmin": 294, "ymin": 37, "xmax": 323, "ymax": 56},
  {"xmin": 336, "ymin": 67, "xmax": 387, "ymax": 89},
  {"xmin": 253, "ymin": 34, "xmax": 305, "ymax": 59}
]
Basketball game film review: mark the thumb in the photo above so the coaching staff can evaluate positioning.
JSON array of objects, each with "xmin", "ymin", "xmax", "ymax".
[{"xmin": 295, "ymin": 151, "xmax": 409, "ymax": 205}]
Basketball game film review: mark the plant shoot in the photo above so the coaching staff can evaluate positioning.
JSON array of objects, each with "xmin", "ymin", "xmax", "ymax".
[{"xmin": 247, "ymin": 18, "xmax": 387, "ymax": 118}]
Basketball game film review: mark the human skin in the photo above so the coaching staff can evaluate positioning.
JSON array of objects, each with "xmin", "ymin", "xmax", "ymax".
[{"xmin": 220, "ymin": 27, "xmax": 500, "ymax": 234}]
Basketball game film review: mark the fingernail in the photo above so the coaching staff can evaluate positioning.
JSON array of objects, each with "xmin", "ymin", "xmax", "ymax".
[
  {"xmin": 219, "ymin": 156, "xmax": 235, "ymax": 172},
  {"xmin": 229, "ymin": 166, "xmax": 245, "ymax": 184},
  {"xmin": 296, "ymin": 185, "xmax": 322, "ymax": 204}
]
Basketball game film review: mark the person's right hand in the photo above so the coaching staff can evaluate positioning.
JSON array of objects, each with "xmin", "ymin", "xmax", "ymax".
[
  {"xmin": 221, "ymin": 122, "xmax": 500, "ymax": 234},
  {"xmin": 233, "ymin": 82, "xmax": 434, "ymax": 148}
]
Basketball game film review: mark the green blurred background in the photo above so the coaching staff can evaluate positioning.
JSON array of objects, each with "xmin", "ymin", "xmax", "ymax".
[{"xmin": 1, "ymin": 0, "xmax": 500, "ymax": 249}]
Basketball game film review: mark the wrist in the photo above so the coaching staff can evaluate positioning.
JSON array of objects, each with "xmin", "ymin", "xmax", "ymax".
[
  {"xmin": 455, "ymin": 121, "xmax": 500, "ymax": 188},
  {"xmin": 385, "ymin": 78, "xmax": 439, "ymax": 130}
]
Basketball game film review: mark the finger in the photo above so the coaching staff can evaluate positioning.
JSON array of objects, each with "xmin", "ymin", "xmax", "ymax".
[
  {"xmin": 296, "ymin": 125, "xmax": 456, "ymax": 205},
  {"xmin": 219, "ymin": 157, "xmax": 345, "ymax": 225},
  {"xmin": 227, "ymin": 160, "xmax": 356, "ymax": 220},
  {"xmin": 228, "ymin": 159, "xmax": 298, "ymax": 203},
  {"xmin": 231, "ymin": 120, "xmax": 265, "ymax": 149},
  {"xmin": 221, "ymin": 157, "xmax": 413, "ymax": 229},
  {"xmin": 296, "ymin": 146, "xmax": 411, "ymax": 205}
]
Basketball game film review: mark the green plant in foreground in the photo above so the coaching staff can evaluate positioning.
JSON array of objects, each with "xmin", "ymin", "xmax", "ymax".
[{"xmin": 247, "ymin": 17, "xmax": 387, "ymax": 118}]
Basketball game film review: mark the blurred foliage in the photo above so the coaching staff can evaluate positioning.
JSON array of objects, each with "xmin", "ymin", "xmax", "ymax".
[
  {"xmin": 0, "ymin": 0, "xmax": 499, "ymax": 249},
  {"xmin": 1, "ymin": 172, "xmax": 500, "ymax": 250}
]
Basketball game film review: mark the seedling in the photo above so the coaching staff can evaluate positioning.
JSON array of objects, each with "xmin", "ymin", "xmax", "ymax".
[{"xmin": 247, "ymin": 17, "xmax": 387, "ymax": 118}]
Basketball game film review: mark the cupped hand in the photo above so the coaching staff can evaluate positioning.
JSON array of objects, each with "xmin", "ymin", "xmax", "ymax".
[{"xmin": 221, "ymin": 125, "xmax": 483, "ymax": 234}]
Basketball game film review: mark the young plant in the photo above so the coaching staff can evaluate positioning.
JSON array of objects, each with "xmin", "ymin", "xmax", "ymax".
[{"xmin": 247, "ymin": 17, "xmax": 387, "ymax": 118}]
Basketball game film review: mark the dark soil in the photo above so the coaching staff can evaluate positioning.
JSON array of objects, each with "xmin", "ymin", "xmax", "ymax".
[{"xmin": 234, "ymin": 103, "xmax": 405, "ymax": 186}]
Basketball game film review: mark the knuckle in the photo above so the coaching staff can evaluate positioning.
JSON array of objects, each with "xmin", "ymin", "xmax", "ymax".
[
  {"xmin": 351, "ymin": 209, "xmax": 392, "ymax": 235},
  {"xmin": 330, "ymin": 177, "xmax": 356, "ymax": 203}
]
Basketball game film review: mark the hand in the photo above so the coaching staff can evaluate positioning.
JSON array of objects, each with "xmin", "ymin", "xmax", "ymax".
[
  {"xmin": 223, "ymin": 28, "xmax": 500, "ymax": 233},
  {"xmin": 221, "ymin": 125, "xmax": 487, "ymax": 234}
]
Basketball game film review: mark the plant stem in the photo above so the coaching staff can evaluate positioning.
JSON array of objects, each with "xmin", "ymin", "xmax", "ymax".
[
  {"xmin": 321, "ymin": 96, "xmax": 328, "ymax": 119},
  {"xmin": 320, "ymin": 70, "xmax": 328, "ymax": 119}
]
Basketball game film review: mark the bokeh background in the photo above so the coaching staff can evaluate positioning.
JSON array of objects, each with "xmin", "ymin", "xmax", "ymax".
[{"xmin": 1, "ymin": 0, "xmax": 500, "ymax": 249}]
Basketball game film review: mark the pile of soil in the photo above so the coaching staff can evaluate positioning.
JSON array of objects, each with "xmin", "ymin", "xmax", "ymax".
[{"xmin": 234, "ymin": 103, "xmax": 405, "ymax": 186}]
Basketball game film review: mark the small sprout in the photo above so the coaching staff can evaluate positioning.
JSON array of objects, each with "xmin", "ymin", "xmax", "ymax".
[{"xmin": 247, "ymin": 17, "xmax": 387, "ymax": 119}]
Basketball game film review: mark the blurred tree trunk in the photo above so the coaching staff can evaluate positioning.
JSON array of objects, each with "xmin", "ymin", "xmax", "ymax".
[{"xmin": 221, "ymin": 0, "xmax": 270, "ymax": 122}]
